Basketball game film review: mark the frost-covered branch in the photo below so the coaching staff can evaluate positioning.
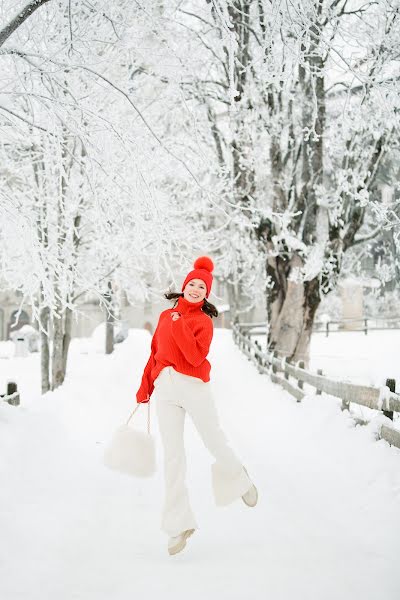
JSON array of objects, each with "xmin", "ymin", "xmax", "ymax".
[
  {"xmin": 0, "ymin": 0, "xmax": 53, "ymax": 47},
  {"xmin": 0, "ymin": 104, "xmax": 52, "ymax": 133}
]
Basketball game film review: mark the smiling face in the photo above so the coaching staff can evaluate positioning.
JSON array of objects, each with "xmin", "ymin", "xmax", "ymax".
[{"xmin": 183, "ymin": 278, "xmax": 207, "ymax": 302}]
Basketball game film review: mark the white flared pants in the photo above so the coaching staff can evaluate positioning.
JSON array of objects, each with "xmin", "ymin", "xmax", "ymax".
[{"xmin": 152, "ymin": 366, "xmax": 252, "ymax": 537}]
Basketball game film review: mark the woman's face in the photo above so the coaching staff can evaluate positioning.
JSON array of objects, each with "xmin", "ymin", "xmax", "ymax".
[{"xmin": 183, "ymin": 278, "xmax": 207, "ymax": 302}]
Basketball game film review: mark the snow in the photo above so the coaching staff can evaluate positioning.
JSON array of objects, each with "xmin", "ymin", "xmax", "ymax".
[
  {"xmin": 339, "ymin": 277, "xmax": 381, "ymax": 289},
  {"xmin": 377, "ymin": 385, "xmax": 392, "ymax": 412},
  {"xmin": 310, "ymin": 330, "xmax": 400, "ymax": 388},
  {"xmin": 216, "ymin": 303, "xmax": 230, "ymax": 313},
  {"xmin": 1, "ymin": 329, "xmax": 400, "ymax": 600},
  {"xmin": 254, "ymin": 328, "xmax": 400, "ymax": 391}
]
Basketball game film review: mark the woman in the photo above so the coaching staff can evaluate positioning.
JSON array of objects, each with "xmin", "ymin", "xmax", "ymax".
[{"xmin": 136, "ymin": 256, "xmax": 258, "ymax": 556}]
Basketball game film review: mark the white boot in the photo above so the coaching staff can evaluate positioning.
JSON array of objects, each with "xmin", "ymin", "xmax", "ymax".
[
  {"xmin": 242, "ymin": 467, "xmax": 258, "ymax": 507},
  {"xmin": 168, "ymin": 528, "xmax": 195, "ymax": 556},
  {"xmin": 242, "ymin": 483, "xmax": 258, "ymax": 507}
]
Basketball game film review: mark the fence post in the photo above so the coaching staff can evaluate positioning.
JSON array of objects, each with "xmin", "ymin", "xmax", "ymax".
[
  {"xmin": 237, "ymin": 325, "xmax": 242, "ymax": 351},
  {"xmin": 3, "ymin": 381, "xmax": 20, "ymax": 406},
  {"xmin": 233, "ymin": 318, "xmax": 238, "ymax": 347},
  {"xmin": 284, "ymin": 358, "xmax": 289, "ymax": 380},
  {"xmin": 297, "ymin": 361, "xmax": 305, "ymax": 391},
  {"xmin": 364, "ymin": 318, "xmax": 368, "ymax": 335},
  {"xmin": 316, "ymin": 368, "xmax": 323, "ymax": 395},
  {"xmin": 7, "ymin": 381, "xmax": 17, "ymax": 395},
  {"xmin": 254, "ymin": 341, "xmax": 263, "ymax": 373},
  {"xmin": 326, "ymin": 322, "xmax": 329, "ymax": 337},
  {"xmin": 383, "ymin": 379, "xmax": 395, "ymax": 420},
  {"xmin": 272, "ymin": 351, "xmax": 278, "ymax": 375},
  {"xmin": 341, "ymin": 398, "xmax": 350, "ymax": 411}
]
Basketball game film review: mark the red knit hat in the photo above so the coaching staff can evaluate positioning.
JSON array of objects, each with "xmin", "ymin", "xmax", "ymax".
[{"xmin": 181, "ymin": 256, "xmax": 214, "ymax": 298}]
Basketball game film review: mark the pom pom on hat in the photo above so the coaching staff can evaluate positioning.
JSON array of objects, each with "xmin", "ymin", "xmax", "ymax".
[
  {"xmin": 181, "ymin": 255, "xmax": 214, "ymax": 298},
  {"xmin": 193, "ymin": 256, "xmax": 214, "ymax": 273}
]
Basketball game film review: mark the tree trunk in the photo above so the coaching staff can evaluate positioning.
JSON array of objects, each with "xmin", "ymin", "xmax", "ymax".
[
  {"xmin": 267, "ymin": 254, "xmax": 321, "ymax": 366},
  {"xmin": 292, "ymin": 277, "xmax": 321, "ymax": 367},
  {"xmin": 50, "ymin": 131, "xmax": 72, "ymax": 390},
  {"xmin": 265, "ymin": 6, "xmax": 326, "ymax": 363},
  {"xmin": 266, "ymin": 253, "xmax": 287, "ymax": 339},
  {"xmin": 230, "ymin": 1, "xmax": 255, "ymax": 216},
  {"xmin": 51, "ymin": 310, "xmax": 64, "ymax": 390},
  {"xmin": 268, "ymin": 254, "xmax": 304, "ymax": 353},
  {"xmin": 104, "ymin": 281, "xmax": 115, "ymax": 355},
  {"xmin": 40, "ymin": 305, "xmax": 50, "ymax": 394},
  {"xmin": 62, "ymin": 306, "xmax": 73, "ymax": 377},
  {"xmin": 226, "ymin": 280, "xmax": 239, "ymax": 322},
  {"xmin": 105, "ymin": 312, "xmax": 114, "ymax": 355}
]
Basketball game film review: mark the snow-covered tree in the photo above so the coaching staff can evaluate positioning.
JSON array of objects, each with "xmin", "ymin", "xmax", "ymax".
[
  {"xmin": 135, "ymin": 0, "xmax": 400, "ymax": 364},
  {"xmin": 0, "ymin": 0, "xmax": 216, "ymax": 390},
  {"xmin": 2, "ymin": 0, "xmax": 400, "ymax": 386}
]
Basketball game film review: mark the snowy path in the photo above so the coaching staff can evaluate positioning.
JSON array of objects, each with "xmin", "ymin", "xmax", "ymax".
[{"xmin": 1, "ymin": 330, "xmax": 400, "ymax": 600}]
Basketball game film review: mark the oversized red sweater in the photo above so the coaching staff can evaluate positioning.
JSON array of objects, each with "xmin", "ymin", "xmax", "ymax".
[{"xmin": 136, "ymin": 296, "xmax": 214, "ymax": 403}]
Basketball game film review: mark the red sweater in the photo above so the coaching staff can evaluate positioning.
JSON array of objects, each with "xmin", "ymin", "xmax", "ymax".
[{"xmin": 136, "ymin": 296, "xmax": 214, "ymax": 403}]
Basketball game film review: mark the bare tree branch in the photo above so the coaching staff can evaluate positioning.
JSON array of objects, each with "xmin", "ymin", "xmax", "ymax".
[
  {"xmin": 352, "ymin": 226, "xmax": 383, "ymax": 247},
  {"xmin": 0, "ymin": 104, "xmax": 52, "ymax": 134},
  {"xmin": 0, "ymin": 0, "xmax": 53, "ymax": 48}
]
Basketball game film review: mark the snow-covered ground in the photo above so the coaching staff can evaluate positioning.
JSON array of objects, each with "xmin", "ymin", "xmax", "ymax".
[
  {"xmin": 1, "ymin": 329, "xmax": 400, "ymax": 600},
  {"xmin": 253, "ymin": 328, "xmax": 400, "ymax": 388},
  {"xmin": 251, "ymin": 329, "xmax": 400, "ymax": 425},
  {"xmin": 310, "ymin": 330, "xmax": 400, "ymax": 388}
]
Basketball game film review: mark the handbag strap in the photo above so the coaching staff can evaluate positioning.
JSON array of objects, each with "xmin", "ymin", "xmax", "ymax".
[{"xmin": 126, "ymin": 402, "xmax": 151, "ymax": 434}]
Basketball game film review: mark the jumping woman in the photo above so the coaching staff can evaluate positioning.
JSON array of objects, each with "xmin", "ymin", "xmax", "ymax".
[{"xmin": 136, "ymin": 256, "xmax": 258, "ymax": 556}]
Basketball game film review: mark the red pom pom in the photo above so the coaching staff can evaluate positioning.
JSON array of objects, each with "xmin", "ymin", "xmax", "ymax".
[{"xmin": 193, "ymin": 256, "xmax": 214, "ymax": 273}]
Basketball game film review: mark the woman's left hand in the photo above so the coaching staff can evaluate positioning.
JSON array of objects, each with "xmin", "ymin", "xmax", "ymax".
[{"xmin": 171, "ymin": 312, "xmax": 181, "ymax": 321}]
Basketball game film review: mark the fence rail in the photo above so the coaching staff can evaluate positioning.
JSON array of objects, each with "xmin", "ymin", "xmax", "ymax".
[
  {"xmin": 238, "ymin": 317, "xmax": 400, "ymax": 337},
  {"xmin": 232, "ymin": 322, "xmax": 400, "ymax": 451},
  {"xmin": 314, "ymin": 316, "xmax": 400, "ymax": 336}
]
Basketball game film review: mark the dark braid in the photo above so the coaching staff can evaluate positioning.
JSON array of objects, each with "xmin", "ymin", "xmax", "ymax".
[{"xmin": 164, "ymin": 291, "xmax": 218, "ymax": 319}]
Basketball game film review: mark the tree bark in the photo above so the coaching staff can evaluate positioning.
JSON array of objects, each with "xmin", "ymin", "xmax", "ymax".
[
  {"xmin": 292, "ymin": 277, "xmax": 321, "ymax": 367},
  {"xmin": 40, "ymin": 305, "xmax": 50, "ymax": 394},
  {"xmin": 263, "ymin": 2, "xmax": 326, "ymax": 363},
  {"xmin": 50, "ymin": 131, "xmax": 70, "ymax": 390},
  {"xmin": 62, "ymin": 306, "xmax": 73, "ymax": 377},
  {"xmin": 51, "ymin": 309, "xmax": 64, "ymax": 390},
  {"xmin": 105, "ymin": 312, "xmax": 114, "ymax": 355},
  {"xmin": 268, "ymin": 254, "xmax": 304, "ymax": 354},
  {"xmin": 104, "ymin": 281, "xmax": 115, "ymax": 355},
  {"xmin": 267, "ymin": 255, "xmax": 321, "ymax": 365},
  {"xmin": 0, "ymin": 0, "xmax": 52, "ymax": 48}
]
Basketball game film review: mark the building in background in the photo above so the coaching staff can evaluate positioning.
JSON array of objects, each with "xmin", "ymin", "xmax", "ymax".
[{"xmin": 0, "ymin": 275, "xmax": 237, "ymax": 341}]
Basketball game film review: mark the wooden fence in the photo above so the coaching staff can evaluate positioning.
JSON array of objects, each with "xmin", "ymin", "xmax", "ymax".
[
  {"xmin": 232, "ymin": 321, "xmax": 400, "ymax": 451},
  {"xmin": 313, "ymin": 316, "xmax": 400, "ymax": 336}
]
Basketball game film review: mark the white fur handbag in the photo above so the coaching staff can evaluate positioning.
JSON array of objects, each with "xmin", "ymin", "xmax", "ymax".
[{"xmin": 103, "ymin": 403, "xmax": 156, "ymax": 477}]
